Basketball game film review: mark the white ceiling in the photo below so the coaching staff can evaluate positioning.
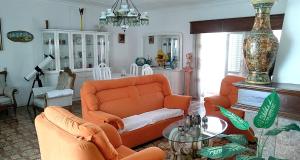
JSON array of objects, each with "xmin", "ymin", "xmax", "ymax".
[{"xmin": 58, "ymin": 0, "xmax": 228, "ymax": 10}]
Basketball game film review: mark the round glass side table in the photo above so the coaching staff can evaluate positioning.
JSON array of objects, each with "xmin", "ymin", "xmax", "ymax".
[{"xmin": 162, "ymin": 116, "xmax": 228, "ymax": 160}]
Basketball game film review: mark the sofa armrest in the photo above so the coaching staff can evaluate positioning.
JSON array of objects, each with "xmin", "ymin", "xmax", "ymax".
[
  {"xmin": 33, "ymin": 87, "xmax": 55, "ymax": 97},
  {"xmin": 204, "ymin": 96, "xmax": 231, "ymax": 113},
  {"xmin": 88, "ymin": 111, "xmax": 124, "ymax": 130},
  {"xmin": 121, "ymin": 147, "xmax": 165, "ymax": 160},
  {"xmin": 98, "ymin": 123, "xmax": 122, "ymax": 148},
  {"xmin": 4, "ymin": 86, "xmax": 18, "ymax": 101},
  {"xmin": 46, "ymin": 89, "xmax": 73, "ymax": 99},
  {"xmin": 164, "ymin": 95, "xmax": 192, "ymax": 114}
]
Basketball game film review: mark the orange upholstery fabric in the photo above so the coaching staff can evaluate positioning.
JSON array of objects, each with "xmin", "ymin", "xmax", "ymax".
[
  {"xmin": 35, "ymin": 107, "xmax": 165, "ymax": 160},
  {"xmin": 43, "ymin": 107, "xmax": 118, "ymax": 160},
  {"xmin": 204, "ymin": 76, "xmax": 256, "ymax": 142},
  {"xmin": 79, "ymin": 123, "xmax": 119, "ymax": 160},
  {"xmin": 81, "ymin": 74, "xmax": 192, "ymax": 147}
]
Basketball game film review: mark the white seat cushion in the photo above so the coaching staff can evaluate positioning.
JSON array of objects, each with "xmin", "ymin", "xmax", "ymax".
[
  {"xmin": 119, "ymin": 108, "xmax": 184, "ymax": 133},
  {"xmin": 0, "ymin": 96, "xmax": 12, "ymax": 105},
  {"xmin": 139, "ymin": 108, "xmax": 184, "ymax": 124},
  {"xmin": 119, "ymin": 115, "xmax": 151, "ymax": 133}
]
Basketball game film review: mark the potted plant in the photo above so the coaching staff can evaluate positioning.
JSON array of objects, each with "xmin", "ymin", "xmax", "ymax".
[{"xmin": 198, "ymin": 91, "xmax": 300, "ymax": 160}]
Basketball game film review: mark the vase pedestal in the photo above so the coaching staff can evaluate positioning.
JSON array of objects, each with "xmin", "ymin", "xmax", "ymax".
[{"xmin": 246, "ymin": 71, "xmax": 271, "ymax": 84}]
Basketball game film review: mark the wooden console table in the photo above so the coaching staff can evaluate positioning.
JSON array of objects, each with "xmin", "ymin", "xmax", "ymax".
[{"xmin": 233, "ymin": 82, "xmax": 300, "ymax": 121}]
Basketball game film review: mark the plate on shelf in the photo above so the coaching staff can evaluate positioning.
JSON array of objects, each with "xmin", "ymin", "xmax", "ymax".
[
  {"xmin": 7, "ymin": 31, "xmax": 34, "ymax": 42},
  {"xmin": 135, "ymin": 57, "xmax": 147, "ymax": 66}
]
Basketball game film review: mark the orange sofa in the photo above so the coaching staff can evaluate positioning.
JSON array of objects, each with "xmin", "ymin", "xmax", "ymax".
[
  {"xmin": 204, "ymin": 75, "xmax": 255, "ymax": 142},
  {"xmin": 81, "ymin": 74, "xmax": 192, "ymax": 148},
  {"xmin": 35, "ymin": 107, "xmax": 165, "ymax": 160}
]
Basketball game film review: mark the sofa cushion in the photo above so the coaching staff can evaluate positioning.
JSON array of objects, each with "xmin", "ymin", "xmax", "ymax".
[
  {"xmin": 81, "ymin": 74, "xmax": 172, "ymax": 113},
  {"xmin": 119, "ymin": 108, "xmax": 184, "ymax": 133},
  {"xmin": 100, "ymin": 98, "xmax": 144, "ymax": 119},
  {"xmin": 44, "ymin": 107, "xmax": 118, "ymax": 160},
  {"xmin": 44, "ymin": 107, "xmax": 85, "ymax": 135},
  {"xmin": 139, "ymin": 108, "xmax": 184, "ymax": 124},
  {"xmin": 119, "ymin": 115, "xmax": 150, "ymax": 133},
  {"xmin": 97, "ymin": 86, "xmax": 136, "ymax": 103},
  {"xmin": 136, "ymin": 83, "xmax": 165, "ymax": 112},
  {"xmin": 97, "ymin": 86, "xmax": 147, "ymax": 118}
]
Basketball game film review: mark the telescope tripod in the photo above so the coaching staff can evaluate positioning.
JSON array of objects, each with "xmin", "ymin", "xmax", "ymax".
[{"xmin": 26, "ymin": 73, "xmax": 43, "ymax": 118}]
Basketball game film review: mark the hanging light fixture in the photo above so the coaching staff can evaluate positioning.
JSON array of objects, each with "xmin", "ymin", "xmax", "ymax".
[{"xmin": 99, "ymin": 0, "xmax": 149, "ymax": 32}]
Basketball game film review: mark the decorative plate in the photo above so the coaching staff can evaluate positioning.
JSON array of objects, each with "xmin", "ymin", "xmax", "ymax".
[
  {"xmin": 135, "ymin": 57, "xmax": 147, "ymax": 66},
  {"xmin": 7, "ymin": 31, "xmax": 34, "ymax": 42}
]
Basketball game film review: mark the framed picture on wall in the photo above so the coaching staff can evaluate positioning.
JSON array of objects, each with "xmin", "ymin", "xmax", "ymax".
[
  {"xmin": 0, "ymin": 18, "xmax": 3, "ymax": 51},
  {"xmin": 148, "ymin": 36, "xmax": 154, "ymax": 44},
  {"xmin": 118, "ymin": 33, "xmax": 125, "ymax": 43}
]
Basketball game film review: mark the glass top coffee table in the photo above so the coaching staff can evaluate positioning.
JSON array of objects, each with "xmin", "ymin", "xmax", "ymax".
[{"xmin": 162, "ymin": 116, "xmax": 227, "ymax": 159}]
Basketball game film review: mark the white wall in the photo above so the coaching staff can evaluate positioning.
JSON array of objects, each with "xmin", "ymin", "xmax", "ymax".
[
  {"xmin": 273, "ymin": 0, "xmax": 300, "ymax": 84},
  {"xmin": 108, "ymin": 27, "xmax": 139, "ymax": 73},
  {"xmin": 0, "ymin": 0, "xmax": 106, "ymax": 106},
  {"xmin": 131, "ymin": 0, "xmax": 287, "ymax": 97}
]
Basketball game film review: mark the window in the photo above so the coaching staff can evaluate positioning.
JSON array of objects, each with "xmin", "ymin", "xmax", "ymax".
[
  {"xmin": 227, "ymin": 33, "xmax": 244, "ymax": 74},
  {"xmin": 196, "ymin": 30, "xmax": 282, "ymax": 99}
]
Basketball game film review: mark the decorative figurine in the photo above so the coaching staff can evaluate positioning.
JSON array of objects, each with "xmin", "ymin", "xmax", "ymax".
[
  {"xmin": 183, "ymin": 53, "xmax": 193, "ymax": 96},
  {"xmin": 155, "ymin": 49, "xmax": 168, "ymax": 67},
  {"xmin": 79, "ymin": 8, "xmax": 84, "ymax": 31}
]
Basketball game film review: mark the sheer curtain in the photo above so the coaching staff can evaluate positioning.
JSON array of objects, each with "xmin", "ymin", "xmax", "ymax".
[{"xmin": 196, "ymin": 33, "xmax": 227, "ymax": 99}]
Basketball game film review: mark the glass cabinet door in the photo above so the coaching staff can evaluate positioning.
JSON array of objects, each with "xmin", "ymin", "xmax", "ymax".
[
  {"xmin": 59, "ymin": 33, "xmax": 69, "ymax": 70},
  {"xmin": 43, "ymin": 32, "xmax": 56, "ymax": 71},
  {"xmin": 72, "ymin": 34, "xmax": 83, "ymax": 70},
  {"xmin": 97, "ymin": 35, "xmax": 106, "ymax": 65},
  {"xmin": 85, "ymin": 34, "xmax": 95, "ymax": 68}
]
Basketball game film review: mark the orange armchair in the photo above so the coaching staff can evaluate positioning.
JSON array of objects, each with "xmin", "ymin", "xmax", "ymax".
[
  {"xmin": 35, "ymin": 107, "xmax": 165, "ymax": 160},
  {"xmin": 204, "ymin": 75, "xmax": 255, "ymax": 142}
]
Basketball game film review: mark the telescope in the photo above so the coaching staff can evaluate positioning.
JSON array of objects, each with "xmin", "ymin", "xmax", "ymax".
[
  {"xmin": 25, "ymin": 55, "xmax": 55, "ymax": 109},
  {"xmin": 24, "ymin": 55, "xmax": 55, "ymax": 81}
]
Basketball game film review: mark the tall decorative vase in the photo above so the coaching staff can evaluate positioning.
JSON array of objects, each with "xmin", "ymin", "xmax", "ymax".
[{"xmin": 243, "ymin": 0, "xmax": 279, "ymax": 84}]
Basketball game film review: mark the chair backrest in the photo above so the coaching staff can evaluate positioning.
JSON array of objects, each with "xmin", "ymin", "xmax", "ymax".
[
  {"xmin": 56, "ymin": 68, "xmax": 76, "ymax": 90},
  {"xmin": 129, "ymin": 63, "xmax": 139, "ymax": 76},
  {"xmin": 142, "ymin": 67, "xmax": 153, "ymax": 76},
  {"xmin": 99, "ymin": 63, "xmax": 107, "ymax": 68},
  {"xmin": 35, "ymin": 107, "xmax": 118, "ymax": 160},
  {"xmin": 220, "ymin": 75, "xmax": 245, "ymax": 105},
  {"xmin": 93, "ymin": 66, "xmax": 112, "ymax": 80},
  {"xmin": 142, "ymin": 64, "xmax": 150, "ymax": 70},
  {"xmin": 81, "ymin": 74, "xmax": 172, "ymax": 118}
]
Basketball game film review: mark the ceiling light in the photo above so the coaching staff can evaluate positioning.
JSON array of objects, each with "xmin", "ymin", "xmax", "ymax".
[{"xmin": 99, "ymin": 0, "xmax": 149, "ymax": 32}]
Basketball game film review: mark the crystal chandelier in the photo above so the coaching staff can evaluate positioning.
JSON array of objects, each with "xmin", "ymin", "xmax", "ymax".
[{"xmin": 99, "ymin": 0, "xmax": 149, "ymax": 31}]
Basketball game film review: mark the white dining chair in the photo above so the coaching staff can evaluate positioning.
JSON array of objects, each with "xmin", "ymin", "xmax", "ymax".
[
  {"xmin": 98, "ymin": 63, "xmax": 107, "ymax": 68},
  {"xmin": 93, "ymin": 66, "xmax": 112, "ymax": 80},
  {"xmin": 142, "ymin": 64, "xmax": 151, "ymax": 70},
  {"xmin": 130, "ymin": 63, "xmax": 139, "ymax": 76},
  {"xmin": 142, "ymin": 67, "xmax": 153, "ymax": 75}
]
